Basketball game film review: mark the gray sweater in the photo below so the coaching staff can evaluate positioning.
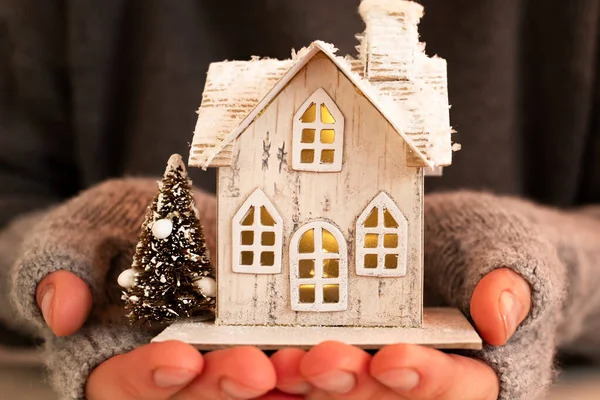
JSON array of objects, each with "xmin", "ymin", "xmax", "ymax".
[{"xmin": 1, "ymin": 0, "xmax": 600, "ymax": 399}]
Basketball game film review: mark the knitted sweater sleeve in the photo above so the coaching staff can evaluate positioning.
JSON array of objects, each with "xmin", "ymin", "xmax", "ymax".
[
  {"xmin": 3, "ymin": 184, "xmax": 598, "ymax": 400},
  {"xmin": 424, "ymin": 191, "xmax": 600, "ymax": 400},
  {"xmin": 3, "ymin": 178, "xmax": 216, "ymax": 400}
]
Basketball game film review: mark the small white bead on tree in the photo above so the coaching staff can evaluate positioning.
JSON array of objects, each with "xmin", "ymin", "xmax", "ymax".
[
  {"xmin": 152, "ymin": 218, "xmax": 173, "ymax": 239},
  {"xmin": 117, "ymin": 268, "xmax": 137, "ymax": 289},
  {"xmin": 193, "ymin": 276, "xmax": 217, "ymax": 297}
]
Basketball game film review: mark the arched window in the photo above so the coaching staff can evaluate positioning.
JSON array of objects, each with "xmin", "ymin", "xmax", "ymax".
[
  {"xmin": 356, "ymin": 192, "xmax": 408, "ymax": 277},
  {"xmin": 232, "ymin": 189, "xmax": 283, "ymax": 274},
  {"xmin": 292, "ymin": 88, "xmax": 344, "ymax": 172},
  {"xmin": 290, "ymin": 221, "xmax": 348, "ymax": 311}
]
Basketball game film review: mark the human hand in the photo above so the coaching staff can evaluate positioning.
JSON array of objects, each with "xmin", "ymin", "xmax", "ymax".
[
  {"xmin": 9, "ymin": 178, "xmax": 271, "ymax": 399},
  {"xmin": 86, "ymin": 342, "xmax": 277, "ymax": 400},
  {"xmin": 35, "ymin": 270, "xmax": 278, "ymax": 400},
  {"xmin": 269, "ymin": 191, "xmax": 563, "ymax": 400},
  {"xmin": 269, "ymin": 267, "xmax": 532, "ymax": 400},
  {"xmin": 35, "ymin": 267, "xmax": 528, "ymax": 400},
  {"xmin": 23, "ymin": 178, "xmax": 282, "ymax": 400}
]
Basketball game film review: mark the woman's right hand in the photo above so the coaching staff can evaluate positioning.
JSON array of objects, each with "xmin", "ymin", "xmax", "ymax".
[
  {"xmin": 36, "ymin": 270, "xmax": 280, "ymax": 400},
  {"xmin": 12, "ymin": 178, "xmax": 285, "ymax": 400}
]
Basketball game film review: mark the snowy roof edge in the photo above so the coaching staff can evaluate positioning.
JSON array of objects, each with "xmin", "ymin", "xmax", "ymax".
[{"xmin": 192, "ymin": 41, "xmax": 433, "ymax": 169}]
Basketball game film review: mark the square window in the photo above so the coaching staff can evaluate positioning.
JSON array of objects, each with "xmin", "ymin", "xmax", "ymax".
[
  {"xmin": 320, "ymin": 150, "xmax": 335, "ymax": 164},
  {"xmin": 299, "ymin": 259, "xmax": 315, "ymax": 278},
  {"xmin": 299, "ymin": 284, "xmax": 315, "ymax": 303},
  {"xmin": 241, "ymin": 231, "xmax": 254, "ymax": 245},
  {"xmin": 323, "ymin": 259, "xmax": 339, "ymax": 278},
  {"xmin": 301, "ymin": 149, "xmax": 315, "ymax": 164},
  {"xmin": 320, "ymin": 129, "xmax": 335, "ymax": 144},
  {"xmin": 261, "ymin": 251, "xmax": 275, "ymax": 266},
  {"xmin": 385, "ymin": 254, "xmax": 398, "ymax": 269},
  {"xmin": 364, "ymin": 254, "xmax": 378, "ymax": 269},
  {"xmin": 384, "ymin": 234, "xmax": 398, "ymax": 248},
  {"xmin": 323, "ymin": 284, "xmax": 339, "ymax": 303},
  {"xmin": 365, "ymin": 234, "xmax": 378, "ymax": 248},
  {"xmin": 301, "ymin": 129, "xmax": 315, "ymax": 143},
  {"xmin": 261, "ymin": 231, "xmax": 275, "ymax": 246},
  {"xmin": 241, "ymin": 251, "xmax": 253, "ymax": 266}
]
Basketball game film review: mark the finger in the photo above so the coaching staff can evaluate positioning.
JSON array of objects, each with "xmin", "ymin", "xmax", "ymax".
[
  {"xmin": 86, "ymin": 340, "xmax": 203, "ymax": 400},
  {"xmin": 257, "ymin": 391, "xmax": 304, "ymax": 400},
  {"xmin": 176, "ymin": 346, "xmax": 276, "ymax": 400},
  {"xmin": 36, "ymin": 270, "xmax": 93, "ymax": 336},
  {"xmin": 371, "ymin": 343, "xmax": 499, "ymax": 400},
  {"xmin": 271, "ymin": 348, "xmax": 311, "ymax": 395},
  {"xmin": 300, "ymin": 341, "xmax": 386, "ymax": 399},
  {"xmin": 471, "ymin": 267, "xmax": 532, "ymax": 345}
]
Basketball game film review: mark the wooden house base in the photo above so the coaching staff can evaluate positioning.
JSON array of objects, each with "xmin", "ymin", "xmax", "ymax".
[{"xmin": 152, "ymin": 307, "xmax": 482, "ymax": 351}]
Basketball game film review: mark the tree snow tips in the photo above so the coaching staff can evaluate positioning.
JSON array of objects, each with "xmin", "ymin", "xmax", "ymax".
[{"xmin": 121, "ymin": 153, "xmax": 216, "ymax": 324}]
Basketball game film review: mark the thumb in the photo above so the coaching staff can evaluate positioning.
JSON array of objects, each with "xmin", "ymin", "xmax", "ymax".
[
  {"xmin": 470, "ymin": 267, "xmax": 532, "ymax": 346},
  {"xmin": 36, "ymin": 270, "xmax": 93, "ymax": 336}
]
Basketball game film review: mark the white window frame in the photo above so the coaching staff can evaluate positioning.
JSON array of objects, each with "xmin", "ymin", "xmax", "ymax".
[
  {"xmin": 289, "ymin": 221, "xmax": 348, "ymax": 312},
  {"xmin": 232, "ymin": 188, "xmax": 283, "ymax": 274},
  {"xmin": 292, "ymin": 88, "xmax": 344, "ymax": 172},
  {"xmin": 356, "ymin": 192, "xmax": 408, "ymax": 277}
]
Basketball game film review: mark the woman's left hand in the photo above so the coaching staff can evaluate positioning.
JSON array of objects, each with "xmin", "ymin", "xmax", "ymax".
[{"xmin": 268, "ymin": 267, "xmax": 531, "ymax": 400}]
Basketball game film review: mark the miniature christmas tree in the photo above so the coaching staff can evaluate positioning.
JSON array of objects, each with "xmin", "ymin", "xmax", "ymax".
[{"xmin": 118, "ymin": 153, "xmax": 216, "ymax": 324}]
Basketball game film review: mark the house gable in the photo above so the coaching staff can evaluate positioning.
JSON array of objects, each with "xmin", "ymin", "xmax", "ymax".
[
  {"xmin": 232, "ymin": 48, "xmax": 422, "ymax": 168},
  {"xmin": 189, "ymin": 41, "xmax": 454, "ymax": 170}
]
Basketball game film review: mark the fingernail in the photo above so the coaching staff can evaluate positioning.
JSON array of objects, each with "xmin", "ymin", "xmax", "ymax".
[
  {"xmin": 499, "ymin": 291, "xmax": 524, "ymax": 340},
  {"xmin": 277, "ymin": 381, "xmax": 312, "ymax": 395},
  {"xmin": 39, "ymin": 286, "xmax": 55, "ymax": 326},
  {"xmin": 375, "ymin": 368, "xmax": 420, "ymax": 392},
  {"xmin": 153, "ymin": 368, "xmax": 197, "ymax": 388},
  {"xmin": 311, "ymin": 370, "xmax": 356, "ymax": 394},
  {"xmin": 221, "ymin": 378, "xmax": 264, "ymax": 400}
]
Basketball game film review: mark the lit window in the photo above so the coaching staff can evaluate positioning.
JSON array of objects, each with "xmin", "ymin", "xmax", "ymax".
[
  {"xmin": 292, "ymin": 88, "xmax": 344, "ymax": 172},
  {"xmin": 290, "ymin": 221, "xmax": 348, "ymax": 311},
  {"xmin": 356, "ymin": 192, "xmax": 408, "ymax": 277},
  {"xmin": 232, "ymin": 189, "xmax": 283, "ymax": 274}
]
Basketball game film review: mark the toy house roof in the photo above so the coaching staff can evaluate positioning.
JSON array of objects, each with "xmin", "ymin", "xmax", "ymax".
[{"xmin": 189, "ymin": 2, "xmax": 455, "ymax": 170}]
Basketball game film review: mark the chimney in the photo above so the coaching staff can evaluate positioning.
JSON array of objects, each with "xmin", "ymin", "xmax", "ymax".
[
  {"xmin": 357, "ymin": 0, "xmax": 454, "ymax": 168},
  {"xmin": 358, "ymin": 0, "xmax": 424, "ymax": 81}
]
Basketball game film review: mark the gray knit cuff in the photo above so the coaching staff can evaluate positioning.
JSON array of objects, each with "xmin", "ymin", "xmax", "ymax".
[
  {"xmin": 425, "ymin": 191, "xmax": 566, "ymax": 325},
  {"xmin": 9, "ymin": 178, "xmax": 218, "ymax": 334},
  {"xmin": 9, "ymin": 178, "xmax": 160, "ymax": 332},
  {"xmin": 42, "ymin": 323, "xmax": 154, "ymax": 400},
  {"xmin": 5, "ymin": 178, "xmax": 217, "ymax": 400},
  {"xmin": 452, "ymin": 240, "xmax": 563, "ymax": 400},
  {"xmin": 12, "ymin": 242, "xmax": 97, "ymax": 333},
  {"xmin": 424, "ymin": 191, "xmax": 567, "ymax": 400}
]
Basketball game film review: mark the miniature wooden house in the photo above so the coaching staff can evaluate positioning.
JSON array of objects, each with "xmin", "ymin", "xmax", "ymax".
[
  {"xmin": 188, "ymin": 0, "xmax": 454, "ymax": 329},
  {"xmin": 154, "ymin": 0, "xmax": 479, "ymax": 350}
]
